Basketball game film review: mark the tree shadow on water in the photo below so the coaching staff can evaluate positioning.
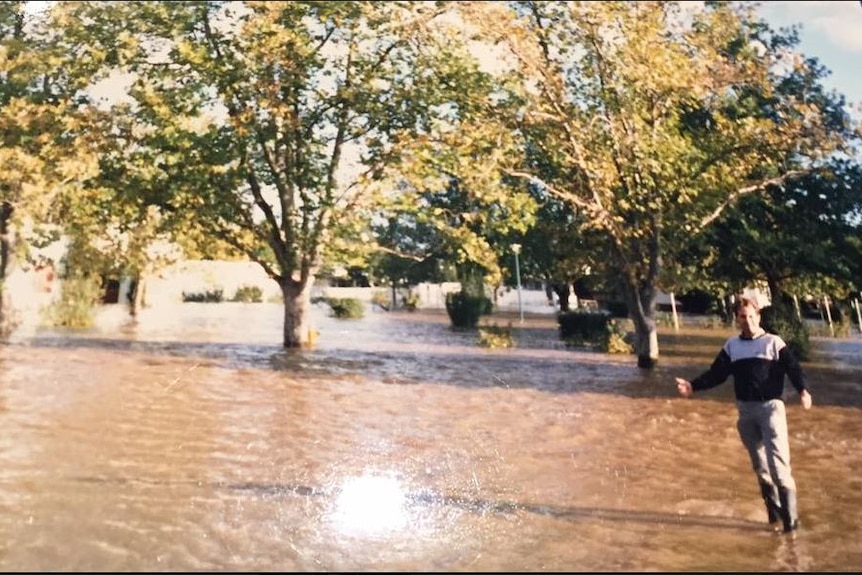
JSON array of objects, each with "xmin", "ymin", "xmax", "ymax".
[{"xmin": 70, "ymin": 472, "xmax": 766, "ymax": 533}]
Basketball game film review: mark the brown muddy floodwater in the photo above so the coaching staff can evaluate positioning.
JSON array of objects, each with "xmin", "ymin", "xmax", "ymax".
[{"xmin": 1, "ymin": 303, "xmax": 861, "ymax": 571}]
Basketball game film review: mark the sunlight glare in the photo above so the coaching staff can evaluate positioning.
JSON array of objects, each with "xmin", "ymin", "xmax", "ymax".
[{"xmin": 331, "ymin": 472, "xmax": 407, "ymax": 536}]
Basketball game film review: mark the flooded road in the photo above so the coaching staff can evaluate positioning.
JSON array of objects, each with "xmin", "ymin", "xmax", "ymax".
[{"xmin": 1, "ymin": 303, "xmax": 861, "ymax": 571}]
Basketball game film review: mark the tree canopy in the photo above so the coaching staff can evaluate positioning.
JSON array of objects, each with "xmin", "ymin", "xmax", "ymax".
[
  {"xmin": 455, "ymin": 0, "xmax": 857, "ymax": 366},
  {"xmin": 1, "ymin": 1, "xmax": 859, "ymax": 364}
]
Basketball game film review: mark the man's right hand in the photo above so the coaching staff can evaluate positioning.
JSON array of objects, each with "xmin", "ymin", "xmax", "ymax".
[{"xmin": 675, "ymin": 377, "xmax": 693, "ymax": 398}]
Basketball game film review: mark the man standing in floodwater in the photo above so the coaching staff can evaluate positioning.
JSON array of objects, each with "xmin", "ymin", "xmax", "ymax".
[{"xmin": 674, "ymin": 296, "xmax": 813, "ymax": 534}]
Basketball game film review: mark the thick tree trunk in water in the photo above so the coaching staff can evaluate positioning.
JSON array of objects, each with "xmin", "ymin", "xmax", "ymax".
[
  {"xmin": 633, "ymin": 314, "xmax": 659, "ymax": 368},
  {"xmin": 0, "ymin": 202, "xmax": 15, "ymax": 338},
  {"xmin": 281, "ymin": 277, "xmax": 314, "ymax": 348},
  {"xmin": 623, "ymin": 283, "xmax": 660, "ymax": 369},
  {"xmin": 128, "ymin": 273, "xmax": 147, "ymax": 317}
]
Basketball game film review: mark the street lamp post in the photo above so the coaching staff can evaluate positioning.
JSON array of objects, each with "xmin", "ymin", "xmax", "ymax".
[{"xmin": 511, "ymin": 243, "xmax": 523, "ymax": 323}]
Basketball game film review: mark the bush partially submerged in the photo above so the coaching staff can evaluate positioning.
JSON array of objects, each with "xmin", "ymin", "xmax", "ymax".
[
  {"xmin": 230, "ymin": 285, "xmax": 263, "ymax": 303},
  {"xmin": 445, "ymin": 291, "xmax": 492, "ymax": 328},
  {"xmin": 313, "ymin": 296, "xmax": 364, "ymax": 319},
  {"xmin": 478, "ymin": 323, "xmax": 515, "ymax": 348},
  {"xmin": 558, "ymin": 310, "xmax": 633, "ymax": 354},
  {"xmin": 182, "ymin": 289, "xmax": 224, "ymax": 303}
]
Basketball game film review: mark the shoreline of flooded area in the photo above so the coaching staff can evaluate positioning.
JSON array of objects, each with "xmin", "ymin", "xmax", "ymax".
[{"xmin": 1, "ymin": 304, "xmax": 860, "ymax": 571}]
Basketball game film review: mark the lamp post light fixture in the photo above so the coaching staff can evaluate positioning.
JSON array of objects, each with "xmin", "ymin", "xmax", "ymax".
[{"xmin": 511, "ymin": 243, "xmax": 523, "ymax": 323}]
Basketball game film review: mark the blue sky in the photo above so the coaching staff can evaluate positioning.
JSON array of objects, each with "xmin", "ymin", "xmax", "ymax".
[{"xmin": 756, "ymin": 1, "xmax": 862, "ymax": 119}]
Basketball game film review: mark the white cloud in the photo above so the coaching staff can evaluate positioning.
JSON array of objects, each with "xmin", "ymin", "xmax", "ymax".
[
  {"xmin": 757, "ymin": 0, "xmax": 862, "ymax": 116},
  {"xmin": 759, "ymin": 0, "xmax": 862, "ymax": 52}
]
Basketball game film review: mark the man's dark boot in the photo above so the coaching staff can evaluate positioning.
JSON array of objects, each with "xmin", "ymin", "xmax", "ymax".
[
  {"xmin": 778, "ymin": 487, "xmax": 799, "ymax": 533},
  {"xmin": 759, "ymin": 481, "xmax": 782, "ymax": 526}
]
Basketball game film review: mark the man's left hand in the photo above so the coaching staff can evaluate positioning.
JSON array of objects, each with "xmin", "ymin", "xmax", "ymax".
[{"xmin": 800, "ymin": 390, "xmax": 812, "ymax": 410}]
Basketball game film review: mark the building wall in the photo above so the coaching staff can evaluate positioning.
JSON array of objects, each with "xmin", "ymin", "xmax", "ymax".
[{"xmin": 140, "ymin": 260, "xmax": 282, "ymax": 305}]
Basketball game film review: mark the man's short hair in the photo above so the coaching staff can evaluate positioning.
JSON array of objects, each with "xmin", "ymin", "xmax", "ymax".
[{"xmin": 735, "ymin": 296, "xmax": 760, "ymax": 314}]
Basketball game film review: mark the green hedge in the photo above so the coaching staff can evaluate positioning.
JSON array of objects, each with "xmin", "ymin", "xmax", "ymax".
[
  {"xmin": 558, "ymin": 310, "xmax": 633, "ymax": 353},
  {"xmin": 445, "ymin": 291, "xmax": 492, "ymax": 328},
  {"xmin": 182, "ymin": 289, "xmax": 224, "ymax": 303},
  {"xmin": 230, "ymin": 285, "xmax": 263, "ymax": 303},
  {"xmin": 558, "ymin": 310, "xmax": 612, "ymax": 341},
  {"xmin": 314, "ymin": 296, "xmax": 364, "ymax": 319}
]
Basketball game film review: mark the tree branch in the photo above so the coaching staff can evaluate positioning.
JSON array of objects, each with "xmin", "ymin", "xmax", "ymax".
[{"xmin": 696, "ymin": 170, "xmax": 809, "ymax": 231}]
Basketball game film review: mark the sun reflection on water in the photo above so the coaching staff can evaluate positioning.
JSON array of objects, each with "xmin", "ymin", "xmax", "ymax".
[{"xmin": 330, "ymin": 471, "xmax": 408, "ymax": 537}]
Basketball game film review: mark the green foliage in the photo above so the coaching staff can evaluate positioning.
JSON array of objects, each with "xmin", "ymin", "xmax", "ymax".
[
  {"xmin": 0, "ymin": 278, "xmax": 20, "ymax": 339},
  {"xmin": 230, "ymin": 285, "xmax": 263, "ymax": 303},
  {"xmin": 371, "ymin": 290, "xmax": 392, "ymax": 311},
  {"xmin": 445, "ymin": 291, "xmax": 491, "ymax": 328},
  {"xmin": 368, "ymin": 214, "xmax": 454, "ymax": 289},
  {"xmin": 13, "ymin": 0, "xmax": 857, "ymax": 363},
  {"xmin": 402, "ymin": 290, "xmax": 420, "ymax": 311},
  {"xmin": 558, "ymin": 311, "xmax": 633, "ymax": 353},
  {"xmin": 320, "ymin": 297, "xmax": 364, "ymax": 319},
  {"xmin": 55, "ymin": 0, "xmax": 515, "ymax": 347},
  {"xmin": 604, "ymin": 301, "xmax": 628, "ymax": 319},
  {"xmin": 45, "ymin": 276, "xmax": 101, "ymax": 328},
  {"xmin": 602, "ymin": 319, "xmax": 635, "ymax": 355},
  {"xmin": 182, "ymin": 289, "xmax": 224, "ymax": 303},
  {"xmin": 687, "ymin": 159, "xmax": 862, "ymax": 304},
  {"xmin": 760, "ymin": 303, "xmax": 811, "ymax": 361},
  {"xmin": 678, "ymin": 290, "xmax": 723, "ymax": 315},
  {"xmin": 478, "ymin": 323, "xmax": 515, "ymax": 349},
  {"xmin": 558, "ymin": 310, "xmax": 611, "ymax": 346},
  {"xmin": 458, "ymin": 1, "xmax": 854, "ymax": 366}
]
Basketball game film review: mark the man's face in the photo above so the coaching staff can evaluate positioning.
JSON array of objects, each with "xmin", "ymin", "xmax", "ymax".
[{"xmin": 736, "ymin": 304, "xmax": 761, "ymax": 337}]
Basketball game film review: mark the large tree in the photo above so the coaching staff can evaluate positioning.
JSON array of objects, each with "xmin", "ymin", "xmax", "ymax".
[
  {"xmin": 694, "ymin": 158, "xmax": 862, "ymax": 305},
  {"xmin": 54, "ymin": 0, "xmax": 509, "ymax": 347},
  {"xmin": 459, "ymin": 0, "xmax": 855, "ymax": 367},
  {"xmin": 0, "ymin": 1, "xmax": 102, "ymax": 335}
]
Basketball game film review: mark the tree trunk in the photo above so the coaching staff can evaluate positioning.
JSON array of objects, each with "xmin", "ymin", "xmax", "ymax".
[
  {"xmin": 622, "ymin": 280, "xmax": 659, "ymax": 369},
  {"xmin": 128, "ymin": 272, "xmax": 147, "ymax": 317},
  {"xmin": 0, "ymin": 202, "xmax": 15, "ymax": 338},
  {"xmin": 553, "ymin": 283, "xmax": 572, "ymax": 312},
  {"xmin": 764, "ymin": 272, "xmax": 784, "ymax": 309},
  {"xmin": 280, "ymin": 276, "xmax": 315, "ymax": 348}
]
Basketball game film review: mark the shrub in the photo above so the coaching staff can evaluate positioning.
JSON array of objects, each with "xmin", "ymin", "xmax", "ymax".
[
  {"xmin": 402, "ymin": 290, "xmax": 420, "ymax": 311},
  {"xmin": 558, "ymin": 311, "xmax": 634, "ymax": 353},
  {"xmin": 182, "ymin": 288, "xmax": 224, "ymax": 303},
  {"xmin": 445, "ymin": 291, "xmax": 491, "ymax": 328},
  {"xmin": 324, "ymin": 297, "xmax": 364, "ymax": 319},
  {"xmin": 230, "ymin": 285, "xmax": 263, "ymax": 303},
  {"xmin": 371, "ymin": 290, "xmax": 392, "ymax": 311},
  {"xmin": 558, "ymin": 310, "xmax": 612, "ymax": 345},
  {"xmin": 45, "ymin": 276, "xmax": 102, "ymax": 328},
  {"xmin": 478, "ymin": 323, "xmax": 515, "ymax": 348},
  {"xmin": 601, "ymin": 318, "xmax": 634, "ymax": 354}
]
